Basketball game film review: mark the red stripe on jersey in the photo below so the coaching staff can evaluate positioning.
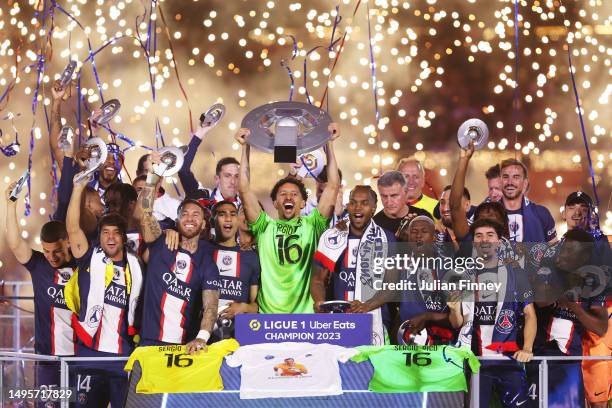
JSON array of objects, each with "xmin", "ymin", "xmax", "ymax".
[
  {"xmin": 343, "ymin": 248, "xmax": 349, "ymax": 268},
  {"xmin": 158, "ymin": 292, "xmax": 168, "ymax": 342},
  {"xmin": 236, "ymin": 252, "xmax": 241, "ymax": 279},
  {"xmin": 179, "ymin": 301, "xmax": 187, "ymax": 343},
  {"xmin": 94, "ymin": 318, "xmax": 103, "ymax": 351},
  {"xmin": 185, "ymin": 258, "xmax": 193, "ymax": 284},
  {"xmin": 213, "ymin": 250, "xmax": 219, "ymax": 263},
  {"xmin": 71, "ymin": 314, "xmax": 93, "ymax": 348},
  {"xmin": 476, "ymin": 325, "xmax": 482, "ymax": 356},
  {"xmin": 313, "ymin": 251, "xmax": 336, "ymax": 273},
  {"xmin": 344, "ymin": 291, "xmax": 349, "ymax": 301},
  {"xmin": 117, "ymin": 309, "xmax": 125, "ymax": 354},
  {"xmin": 50, "ymin": 307, "xmax": 56, "ymax": 355}
]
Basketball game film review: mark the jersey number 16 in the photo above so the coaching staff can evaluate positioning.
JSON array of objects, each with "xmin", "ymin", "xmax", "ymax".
[
  {"xmin": 276, "ymin": 234, "xmax": 303, "ymax": 265},
  {"xmin": 165, "ymin": 353, "xmax": 194, "ymax": 368}
]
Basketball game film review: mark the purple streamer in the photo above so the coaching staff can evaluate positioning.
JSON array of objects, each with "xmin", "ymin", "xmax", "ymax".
[
  {"xmin": 280, "ymin": 35, "xmax": 298, "ymax": 101},
  {"xmin": 512, "ymin": 0, "xmax": 520, "ymax": 153},
  {"xmin": 303, "ymin": 38, "xmax": 342, "ymax": 105},
  {"xmin": 366, "ymin": 4, "xmax": 381, "ymax": 134}
]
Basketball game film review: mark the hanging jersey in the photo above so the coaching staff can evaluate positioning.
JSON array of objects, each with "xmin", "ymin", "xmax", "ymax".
[
  {"xmin": 212, "ymin": 244, "xmax": 260, "ymax": 306},
  {"xmin": 140, "ymin": 235, "xmax": 220, "ymax": 345},
  {"xmin": 225, "ymin": 342, "xmax": 357, "ymax": 399},
  {"xmin": 124, "ymin": 339, "xmax": 239, "ymax": 393},
  {"xmin": 23, "ymin": 251, "xmax": 76, "ymax": 356},
  {"xmin": 351, "ymin": 345, "xmax": 480, "ymax": 393},
  {"xmin": 249, "ymin": 209, "xmax": 329, "ymax": 313}
]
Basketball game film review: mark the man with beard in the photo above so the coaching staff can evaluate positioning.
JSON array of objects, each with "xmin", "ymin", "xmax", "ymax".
[
  {"xmin": 528, "ymin": 230, "xmax": 608, "ymax": 407},
  {"xmin": 235, "ymin": 124, "xmax": 341, "ymax": 314},
  {"xmin": 210, "ymin": 200, "xmax": 260, "ymax": 340},
  {"xmin": 374, "ymin": 171, "xmax": 431, "ymax": 237},
  {"xmin": 312, "ymin": 186, "xmax": 395, "ymax": 344},
  {"xmin": 178, "ymin": 121, "xmax": 241, "ymax": 208},
  {"xmin": 104, "ymin": 183, "xmax": 144, "ymax": 255},
  {"xmin": 5, "ymin": 183, "xmax": 76, "ymax": 407},
  {"xmin": 136, "ymin": 154, "xmax": 220, "ymax": 352},
  {"xmin": 63, "ymin": 177, "xmax": 144, "ymax": 408},
  {"xmin": 396, "ymin": 158, "xmax": 438, "ymax": 219},
  {"xmin": 499, "ymin": 158, "xmax": 556, "ymax": 244},
  {"xmin": 450, "ymin": 219, "xmax": 536, "ymax": 408}
]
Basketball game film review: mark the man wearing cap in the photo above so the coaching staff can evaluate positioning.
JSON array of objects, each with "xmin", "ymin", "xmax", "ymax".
[
  {"xmin": 397, "ymin": 157, "xmax": 438, "ymax": 219},
  {"xmin": 136, "ymin": 154, "xmax": 220, "ymax": 352}
]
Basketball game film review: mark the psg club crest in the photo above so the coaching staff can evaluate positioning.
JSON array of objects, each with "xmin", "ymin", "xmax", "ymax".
[
  {"xmin": 176, "ymin": 260, "xmax": 187, "ymax": 270},
  {"xmin": 495, "ymin": 309, "xmax": 515, "ymax": 334},
  {"xmin": 78, "ymin": 392, "xmax": 87, "ymax": 404},
  {"xmin": 86, "ymin": 305, "xmax": 103, "ymax": 328},
  {"xmin": 60, "ymin": 270, "xmax": 72, "ymax": 282},
  {"xmin": 325, "ymin": 231, "xmax": 347, "ymax": 250},
  {"xmin": 222, "ymin": 255, "xmax": 233, "ymax": 266}
]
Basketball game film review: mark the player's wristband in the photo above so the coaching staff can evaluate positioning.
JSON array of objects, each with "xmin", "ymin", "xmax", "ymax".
[
  {"xmin": 196, "ymin": 330, "xmax": 211, "ymax": 342},
  {"xmin": 146, "ymin": 173, "xmax": 160, "ymax": 185}
]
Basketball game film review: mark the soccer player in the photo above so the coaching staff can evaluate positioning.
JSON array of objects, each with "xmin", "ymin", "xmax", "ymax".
[
  {"xmin": 5, "ymin": 182, "xmax": 76, "ymax": 405},
  {"xmin": 396, "ymin": 157, "xmax": 438, "ymax": 218},
  {"xmin": 274, "ymin": 358, "xmax": 308, "ymax": 376},
  {"xmin": 178, "ymin": 121, "xmax": 241, "ymax": 207},
  {"xmin": 399, "ymin": 216, "xmax": 457, "ymax": 345},
  {"xmin": 312, "ymin": 186, "xmax": 394, "ymax": 344},
  {"xmin": 374, "ymin": 170, "xmax": 431, "ymax": 236},
  {"xmin": 452, "ymin": 219, "xmax": 536, "ymax": 407},
  {"xmin": 235, "ymin": 123, "xmax": 341, "ymax": 314},
  {"xmin": 451, "ymin": 141, "xmax": 556, "ymax": 244},
  {"xmin": 136, "ymin": 153, "xmax": 220, "ymax": 352},
  {"xmin": 211, "ymin": 200, "xmax": 260, "ymax": 334},
  {"xmin": 103, "ymin": 183, "xmax": 146, "ymax": 255},
  {"xmin": 529, "ymin": 229, "xmax": 607, "ymax": 407},
  {"xmin": 485, "ymin": 164, "xmax": 503, "ymax": 202},
  {"xmin": 436, "ymin": 185, "xmax": 472, "ymax": 248},
  {"xmin": 64, "ymin": 176, "xmax": 144, "ymax": 408}
]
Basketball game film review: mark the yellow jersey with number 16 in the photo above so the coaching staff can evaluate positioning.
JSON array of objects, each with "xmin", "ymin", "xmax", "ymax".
[{"xmin": 124, "ymin": 339, "xmax": 239, "ymax": 394}]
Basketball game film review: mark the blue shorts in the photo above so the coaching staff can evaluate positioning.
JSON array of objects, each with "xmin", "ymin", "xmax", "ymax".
[
  {"xmin": 35, "ymin": 362, "xmax": 62, "ymax": 408},
  {"xmin": 478, "ymin": 362, "xmax": 531, "ymax": 408}
]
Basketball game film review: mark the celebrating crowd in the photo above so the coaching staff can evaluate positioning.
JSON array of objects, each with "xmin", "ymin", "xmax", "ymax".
[{"xmin": 2, "ymin": 77, "xmax": 611, "ymax": 408}]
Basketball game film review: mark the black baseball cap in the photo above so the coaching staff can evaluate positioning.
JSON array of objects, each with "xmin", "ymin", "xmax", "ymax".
[{"xmin": 565, "ymin": 191, "xmax": 593, "ymax": 208}]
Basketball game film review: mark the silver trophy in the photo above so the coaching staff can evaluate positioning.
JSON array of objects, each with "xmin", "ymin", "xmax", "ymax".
[
  {"xmin": 297, "ymin": 148, "xmax": 325, "ymax": 179},
  {"xmin": 573, "ymin": 265, "xmax": 609, "ymax": 299},
  {"xmin": 397, "ymin": 320, "xmax": 428, "ymax": 345},
  {"xmin": 319, "ymin": 300, "xmax": 351, "ymax": 313},
  {"xmin": 241, "ymin": 101, "xmax": 332, "ymax": 163},
  {"xmin": 59, "ymin": 60, "xmax": 77, "ymax": 87},
  {"xmin": 58, "ymin": 126, "xmax": 73, "ymax": 152},
  {"xmin": 9, "ymin": 169, "xmax": 30, "ymax": 202},
  {"xmin": 73, "ymin": 137, "xmax": 108, "ymax": 184},
  {"xmin": 200, "ymin": 103, "xmax": 226, "ymax": 128},
  {"xmin": 153, "ymin": 146, "xmax": 185, "ymax": 177},
  {"xmin": 91, "ymin": 99, "xmax": 121, "ymax": 126},
  {"xmin": 457, "ymin": 118, "xmax": 489, "ymax": 150}
]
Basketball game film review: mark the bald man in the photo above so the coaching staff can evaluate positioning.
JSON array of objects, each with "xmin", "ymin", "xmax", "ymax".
[{"xmin": 397, "ymin": 158, "xmax": 438, "ymax": 219}]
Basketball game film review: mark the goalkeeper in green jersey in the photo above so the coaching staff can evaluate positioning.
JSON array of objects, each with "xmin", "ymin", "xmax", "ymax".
[{"xmin": 234, "ymin": 124, "xmax": 341, "ymax": 314}]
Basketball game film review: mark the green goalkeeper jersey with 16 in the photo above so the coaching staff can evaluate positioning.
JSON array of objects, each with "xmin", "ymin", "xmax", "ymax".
[
  {"xmin": 249, "ymin": 209, "xmax": 328, "ymax": 314},
  {"xmin": 351, "ymin": 345, "xmax": 480, "ymax": 393}
]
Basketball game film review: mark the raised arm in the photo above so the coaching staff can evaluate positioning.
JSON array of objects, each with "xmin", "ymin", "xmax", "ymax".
[
  {"xmin": 178, "ymin": 124, "xmax": 212, "ymax": 197},
  {"xmin": 316, "ymin": 123, "xmax": 341, "ymax": 218},
  {"xmin": 5, "ymin": 181, "xmax": 33, "ymax": 264},
  {"xmin": 235, "ymin": 128, "xmax": 261, "ymax": 224},
  {"xmin": 49, "ymin": 80, "xmax": 69, "ymax": 170},
  {"xmin": 137, "ymin": 152, "xmax": 163, "ymax": 243},
  {"xmin": 185, "ymin": 289, "xmax": 219, "ymax": 354},
  {"xmin": 450, "ymin": 141, "xmax": 474, "ymax": 239},
  {"xmin": 66, "ymin": 179, "xmax": 90, "ymax": 259}
]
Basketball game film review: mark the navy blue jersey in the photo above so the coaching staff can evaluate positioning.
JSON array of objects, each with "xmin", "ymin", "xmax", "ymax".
[
  {"xmin": 23, "ymin": 251, "xmax": 76, "ymax": 355},
  {"xmin": 212, "ymin": 243, "xmax": 260, "ymax": 305},
  {"xmin": 313, "ymin": 230, "xmax": 396, "ymax": 301},
  {"xmin": 140, "ymin": 235, "xmax": 220, "ymax": 345}
]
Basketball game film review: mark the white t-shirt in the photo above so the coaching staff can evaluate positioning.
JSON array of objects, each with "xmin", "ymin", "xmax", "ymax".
[
  {"xmin": 507, "ymin": 211, "xmax": 524, "ymax": 242},
  {"xmin": 225, "ymin": 342, "xmax": 357, "ymax": 399},
  {"xmin": 154, "ymin": 192, "xmax": 181, "ymax": 221}
]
